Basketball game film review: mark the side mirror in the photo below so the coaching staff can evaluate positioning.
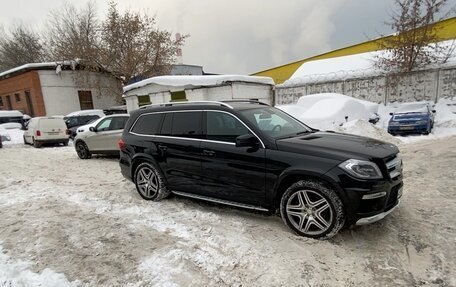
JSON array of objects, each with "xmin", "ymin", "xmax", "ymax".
[
  {"xmin": 432, "ymin": 110, "xmax": 436, "ymax": 113},
  {"xmin": 235, "ymin": 134, "xmax": 259, "ymax": 147},
  {"xmin": 89, "ymin": 127, "xmax": 97, "ymax": 132},
  {"xmin": 389, "ymin": 112, "xmax": 394, "ymax": 116}
]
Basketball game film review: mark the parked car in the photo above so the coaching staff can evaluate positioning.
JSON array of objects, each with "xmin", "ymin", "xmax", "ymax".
[
  {"xmin": 64, "ymin": 109, "xmax": 106, "ymax": 139},
  {"xmin": 23, "ymin": 117, "xmax": 70, "ymax": 148},
  {"xmin": 0, "ymin": 110, "xmax": 25, "ymax": 128},
  {"xmin": 74, "ymin": 114, "xmax": 130, "ymax": 159},
  {"xmin": 104, "ymin": 105, "xmax": 128, "ymax": 115},
  {"xmin": 388, "ymin": 102, "xmax": 435, "ymax": 136},
  {"xmin": 119, "ymin": 101, "xmax": 403, "ymax": 239}
]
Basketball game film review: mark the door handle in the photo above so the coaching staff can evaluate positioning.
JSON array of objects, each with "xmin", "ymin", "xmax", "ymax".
[
  {"xmin": 158, "ymin": 144, "xmax": 168, "ymax": 152},
  {"xmin": 203, "ymin": 149, "xmax": 216, "ymax": 156}
]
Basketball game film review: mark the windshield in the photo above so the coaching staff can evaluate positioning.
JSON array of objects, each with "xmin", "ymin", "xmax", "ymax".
[{"xmin": 240, "ymin": 107, "xmax": 311, "ymax": 139}]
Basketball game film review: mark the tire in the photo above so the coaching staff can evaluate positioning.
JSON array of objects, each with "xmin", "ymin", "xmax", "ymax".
[
  {"xmin": 134, "ymin": 162, "xmax": 170, "ymax": 201},
  {"xmin": 32, "ymin": 138, "xmax": 41, "ymax": 148},
  {"xmin": 280, "ymin": 180, "xmax": 345, "ymax": 239},
  {"xmin": 75, "ymin": 141, "xmax": 91, "ymax": 159},
  {"xmin": 23, "ymin": 135, "xmax": 27, "ymax": 145},
  {"xmin": 63, "ymin": 140, "xmax": 69, "ymax": 146}
]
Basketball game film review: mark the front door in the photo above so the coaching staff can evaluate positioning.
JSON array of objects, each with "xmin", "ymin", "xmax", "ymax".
[{"xmin": 200, "ymin": 111, "xmax": 266, "ymax": 206}]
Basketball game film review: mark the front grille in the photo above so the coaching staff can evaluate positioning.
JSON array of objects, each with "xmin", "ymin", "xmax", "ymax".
[{"xmin": 385, "ymin": 154, "xmax": 402, "ymax": 179}]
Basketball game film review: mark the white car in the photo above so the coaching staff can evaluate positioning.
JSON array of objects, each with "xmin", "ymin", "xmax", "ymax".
[
  {"xmin": 74, "ymin": 114, "xmax": 129, "ymax": 159},
  {"xmin": 23, "ymin": 117, "xmax": 70, "ymax": 148}
]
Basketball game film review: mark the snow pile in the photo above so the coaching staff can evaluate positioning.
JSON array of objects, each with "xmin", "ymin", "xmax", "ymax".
[
  {"xmin": 0, "ymin": 245, "xmax": 78, "ymax": 287},
  {"xmin": 335, "ymin": 120, "xmax": 401, "ymax": 145},
  {"xmin": 123, "ymin": 75, "xmax": 275, "ymax": 93},
  {"xmin": 277, "ymin": 93, "xmax": 377, "ymax": 130}
]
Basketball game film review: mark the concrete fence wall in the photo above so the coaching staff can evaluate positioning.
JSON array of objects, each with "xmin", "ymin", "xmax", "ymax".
[{"xmin": 275, "ymin": 66, "xmax": 456, "ymax": 105}]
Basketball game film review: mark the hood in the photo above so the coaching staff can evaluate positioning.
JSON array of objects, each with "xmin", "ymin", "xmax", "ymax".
[{"xmin": 276, "ymin": 132, "xmax": 399, "ymax": 162}]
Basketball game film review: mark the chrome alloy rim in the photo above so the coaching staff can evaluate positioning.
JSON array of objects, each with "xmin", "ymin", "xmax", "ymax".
[
  {"xmin": 136, "ymin": 166, "xmax": 159, "ymax": 198},
  {"xmin": 286, "ymin": 190, "xmax": 333, "ymax": 235}
]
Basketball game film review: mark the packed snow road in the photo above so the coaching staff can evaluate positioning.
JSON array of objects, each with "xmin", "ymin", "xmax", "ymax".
[{"xmin": 0, "ymin": 137, "xmax": 455, "ymax": 286}]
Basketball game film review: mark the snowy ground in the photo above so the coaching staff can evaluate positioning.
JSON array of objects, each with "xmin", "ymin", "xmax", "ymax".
[{"xmin": 0, "ymin": 132, "xmax": 455, "ymax": 286}]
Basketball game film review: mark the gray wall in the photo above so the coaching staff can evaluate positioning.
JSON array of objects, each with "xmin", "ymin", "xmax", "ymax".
[{"xmin": 275, "ymin": 66, "xmax": 456, "ymax": 105}]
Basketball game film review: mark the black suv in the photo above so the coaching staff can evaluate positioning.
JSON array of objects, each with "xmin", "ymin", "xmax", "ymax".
[{"xmin": 119, "ymin": 101, "xmax": 403, "ymax": 239}]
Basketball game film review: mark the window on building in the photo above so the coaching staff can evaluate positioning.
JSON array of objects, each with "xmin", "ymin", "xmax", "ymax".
[
  {"xmin": 15, "ymin": 93, "xmax": 21, "ymax": 103},
  {"xmin": 78, "ymin": 90, "xmax": 94, "ymax": 110},
  {"xmin": 137, "ymin": 95, "xmax": 151, "ymax": 107},
  {"xmin": 170, "ymin": 91, "xmax": 187, "ymax": 102},
  {"xmin": 0, "ymin": 97, "xmax": 3, "ymax": 106}
]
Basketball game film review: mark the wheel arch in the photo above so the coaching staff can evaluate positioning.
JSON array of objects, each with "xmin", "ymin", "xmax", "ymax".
[
  {"xmin": 130, "ymin": 154, "xmax": 167, "ymax": 185},
  {"xmin": 272, "ymin": 169, "xmax": 345, "ymax": 210}
]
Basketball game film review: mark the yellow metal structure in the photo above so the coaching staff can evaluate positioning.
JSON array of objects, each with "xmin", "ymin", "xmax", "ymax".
[{"xmin": 252, "ymin": 17, "xmax": 456, "ymax": 84}]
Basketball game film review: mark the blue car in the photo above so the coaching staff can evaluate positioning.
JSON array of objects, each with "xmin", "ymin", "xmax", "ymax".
[{"xmin": 388, "ymin": 103, "xmax": 435, "ymax": 136}]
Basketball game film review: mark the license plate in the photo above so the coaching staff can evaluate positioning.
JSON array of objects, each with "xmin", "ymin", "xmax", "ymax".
[
  {"xmin": 47, "ymin": 132, "xmax": 59, "ymax": 135},
  {"xmin": 399, "ymin": 126, "xmax": 414, "ymax": 130},
  {"xmin": 397, "ymin": 187, "xmax": 403, "ymax": 199}
]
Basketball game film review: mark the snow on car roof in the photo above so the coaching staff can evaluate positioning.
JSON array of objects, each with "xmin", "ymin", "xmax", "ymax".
[
  {"xmin": 395, "ymin": 103, "xmax": 430, "ymax": 113},
  {"xmin": 65, "ymin": 109, "xmax": 105, "ymax": 117},
  {"xmin": 0, "ymin": 110, "xmax": 23, "ymax": 117},
  {"xmin": 123, "ymin": 75, "xmax": 275, "ymax": 93}
]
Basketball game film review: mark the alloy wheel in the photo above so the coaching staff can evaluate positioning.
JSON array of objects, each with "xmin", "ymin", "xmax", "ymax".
[
  {"xmin": 286, "ymin": 189, "xmax": 333, "ymax": 236},
  {"xmin": 136, "ymin": 166, "xmax": 159, "ymax": 198}
]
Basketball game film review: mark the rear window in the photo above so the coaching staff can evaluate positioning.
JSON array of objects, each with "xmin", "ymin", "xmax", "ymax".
[
  {"xmin": 131, "ymin": 114, "xmax": 163, "ymax": 135},
  {"xmin": 39, "ymin": 118, "xmax": 66, "ymax": 129}
]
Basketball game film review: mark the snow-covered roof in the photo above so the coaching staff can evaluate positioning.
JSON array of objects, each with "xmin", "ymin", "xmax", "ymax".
[
  {"xmin": 0, "ymin": 60, "xmax": 81, "ymax": 79},
  {"xmin": 123, "ymin": 75, "xmax": 275, "ymax": 94},
  {"xmin": 0, "ymin": 110, "xmax": 23, "ymax": 117},
  {"xmin": 279, "ymin": 40, "xmax": 456, "ymax": 88}
]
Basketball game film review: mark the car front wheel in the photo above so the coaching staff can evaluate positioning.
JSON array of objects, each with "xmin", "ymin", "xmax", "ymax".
[
  {"xmin": 76, "ymin": 141, "xmax": 91, "ymax": 159},
  {"xmin": 280, "ymin": 180, "xmax": 345, "ymax": 239},
  {"xmin": 134, "ymin": 162, "xmax": 170, "ymax": 201}
]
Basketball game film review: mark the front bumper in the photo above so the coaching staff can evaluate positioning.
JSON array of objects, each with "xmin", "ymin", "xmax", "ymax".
[
  {"xmin": 356, "ymin": 199, "xmax": 400, "ymax": 225},
  {"xmin": 388, "ymin": 123, "xmax": 429, "ymax": 134},
  {"xmin": 325, "ymin": 167, "xmax": 403, "ymax": 225}
]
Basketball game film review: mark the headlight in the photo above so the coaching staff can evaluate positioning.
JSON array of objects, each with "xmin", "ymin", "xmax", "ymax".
[{"xmin": 339, "ymin": 159, "xmax": 383, "ymax": 179}]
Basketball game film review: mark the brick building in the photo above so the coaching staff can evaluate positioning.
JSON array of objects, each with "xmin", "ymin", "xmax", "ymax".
[{"xmin": 0, "ymin": 61, "xmax": 122, "ymax": 116}]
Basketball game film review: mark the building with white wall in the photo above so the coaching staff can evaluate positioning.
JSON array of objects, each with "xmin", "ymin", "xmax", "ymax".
[
  {"xmin": 0, "ymin": 61, "xmax": 122, "ymax": 116},
  {"xmin": 123, "ymin": 75, "xmax": 275, "ymax": 112}
]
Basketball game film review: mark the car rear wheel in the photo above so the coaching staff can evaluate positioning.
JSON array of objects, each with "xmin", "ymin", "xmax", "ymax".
[
  {"xmin": 134, "ymin": 162, "xmax": 170, "ymax": 201},
  {"xmin": 76, "ymin": 141, "xmax": 91, "ymax": 159},
  {"xmin": 32, "ymin": 137, "xmax": 41, "ymax": 148},
  {"xmin": 280, "ymin": 180, "xmax": 345, "ymax": 239}
]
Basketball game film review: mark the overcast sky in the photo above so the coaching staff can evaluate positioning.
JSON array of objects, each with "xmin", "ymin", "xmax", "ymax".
[{"xmin": 0, "ymin": 0, "xmax": 454, "ymax": 74}]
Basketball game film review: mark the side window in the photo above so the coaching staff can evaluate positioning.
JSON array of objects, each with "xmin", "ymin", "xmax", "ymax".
[
  {"xmin": 109, "ymin": 116, "xmax": 129, "ymax": 130},
  {"xmin": 171, "ymin": 112, "xmax": 202, "ymax": 138},
  {"xmin": 96, "ymin": 118, "xmax": 112, "ymax": 132},
  {"xmin": 206, "ymin": 111, "xmax": 250, "ymax": 143},
  {"xmin": 159, "ymin": 113, "xmax": 173, "ymax": 135},
  {"xmin": 131, "ymin": 114, "xmax": 162, "ymax": 135}
]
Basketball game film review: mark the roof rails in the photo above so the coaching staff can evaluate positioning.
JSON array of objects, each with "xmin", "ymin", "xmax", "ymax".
[
  {"xmin": 222, "ymin": 100, "xmax": 269, "ymax": 106},
  {"xmin": 140, "ymin": 101, "xmax": 233, "ymax": 109}
]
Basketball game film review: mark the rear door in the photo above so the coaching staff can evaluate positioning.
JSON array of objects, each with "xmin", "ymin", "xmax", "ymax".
[
  {"xmin": 154, "ymin": 111, "xmax": 203, "ymax": 192},
  {"xmin": 38, "ymin": 118, "xmax": 67, "ymax": 140},
  {"xmin": 200, "ymin": 111, "xmax": 267, "ymax": 206}
]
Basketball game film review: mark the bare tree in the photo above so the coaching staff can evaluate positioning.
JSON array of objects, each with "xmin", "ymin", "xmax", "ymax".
[
  {"xmin": 0, "ymin": 25, "xmax": 45, "ymax": 72},
  {"xmin": 42, "ymin": 1, "xmax": 187, "ymax": 85},
  {"xmin": 376, "ymin": 0, "xmax": 454, "ymax": 73},
  {"xmin": 100, "ymin": 1, "xmax": 187, "ymax": 85},
  {"xmin": 43, "ymin": 1, "xmax": 100, "ymax": 65}
]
